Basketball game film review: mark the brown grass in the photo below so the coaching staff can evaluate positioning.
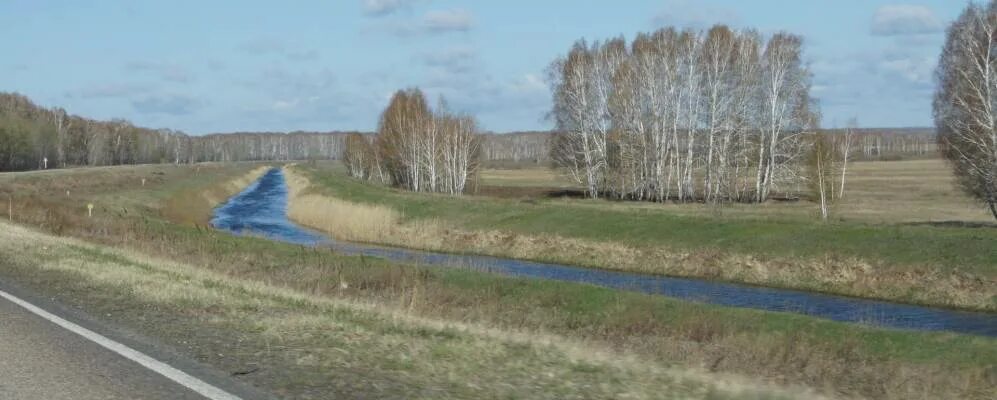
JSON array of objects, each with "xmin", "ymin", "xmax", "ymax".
[
  {"xmin": 161, "ymin": 165, "xmax": 271, "ymax": 226},
  {"xmin": 285, "ymin": 167, "xmax": 401, "ymax": 241}
]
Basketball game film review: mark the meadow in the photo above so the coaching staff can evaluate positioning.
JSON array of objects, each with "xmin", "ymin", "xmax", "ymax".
[
  {"xmin": 0, "ymin": 163, "xmax": 994, "ymax": 399},
  {"xmin": 287, "ymin": 159, "xmax": 997, "ymax": 311}
]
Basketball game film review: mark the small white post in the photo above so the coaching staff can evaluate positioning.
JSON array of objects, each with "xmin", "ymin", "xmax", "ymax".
[
  {"xmin": 7, "ymin": 195, "xmax": 11, "ymax": 221},
  {"xmin": 87, "ymin": 203, "xmax": 94, "ymax": 218},
  {"xmin": 141, "ymin": 178, "xmax": 146, "ymax": 187},
  {"xmin": 43, "ymin": 157, "xmax": 48, "ymax": 169}
]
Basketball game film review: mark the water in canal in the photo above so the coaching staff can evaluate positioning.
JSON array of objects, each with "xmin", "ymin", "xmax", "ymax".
[{"xmin": 212, "ymin": 168, "xmax": 997, "ymax": 337}]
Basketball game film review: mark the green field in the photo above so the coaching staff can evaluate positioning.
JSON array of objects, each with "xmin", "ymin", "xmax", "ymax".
[{"xmin": 0, "ymin": 163, "xmax": 994, "ymax": 399}]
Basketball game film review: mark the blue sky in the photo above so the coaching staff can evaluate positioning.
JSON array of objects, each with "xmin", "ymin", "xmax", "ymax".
[{"xmin": 0, "ymin": 1, "xmax": 970, "ymax": 134}]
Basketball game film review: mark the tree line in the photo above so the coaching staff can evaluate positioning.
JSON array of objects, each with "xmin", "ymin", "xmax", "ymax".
[
  {"xmin": 343, "ymin": 88, "xmax": 481, "ymax": 195},
  {"xmin": 478, "ymin": 129, "xmax": 935, "ymax": 164},
  {"xmin": 548, "ymin": 25, "xmax": 817, "ymax": 203},
  {"xmin": 0, "ymin": 92, "xmax": 367, "ymax": 172}
]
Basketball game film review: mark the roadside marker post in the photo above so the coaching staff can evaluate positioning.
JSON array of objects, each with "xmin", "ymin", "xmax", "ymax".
[{"xmin": 87, "ymin": 203, "xmax": 94, "ymax": 218}]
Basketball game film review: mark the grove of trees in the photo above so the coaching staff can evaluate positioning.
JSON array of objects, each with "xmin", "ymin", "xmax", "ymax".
[
  {"xmin": 548, "ymin": 25, "xmax": 817, "ymax": 203},
  {"xmin": 343, "ymin": 88, "xmax": 481, "ymax": 195},
  {"xmin": 935, "ymin": 0, "xmax": 997, "ymax": 220}
]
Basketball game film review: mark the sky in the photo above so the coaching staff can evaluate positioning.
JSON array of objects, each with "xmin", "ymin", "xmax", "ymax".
[{"xmin": 0, "ymin": 0, "xmax": 972, "ymax": 134}]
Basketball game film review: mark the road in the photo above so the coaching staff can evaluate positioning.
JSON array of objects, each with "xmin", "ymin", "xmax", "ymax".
[{"xmin": 0, "ymin": 286, "xmax": 266, "ymax": 400}]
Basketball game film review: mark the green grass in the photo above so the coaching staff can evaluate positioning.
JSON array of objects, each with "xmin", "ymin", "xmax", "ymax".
[
  {"xmin": 300, "ymin": 163, "xmax": 997, "ymax": 275},
  {"xmin": 0, "ymin": 222, "xmax": 808, "ymax": 400},
  {"xmin": 2, "ymin": 219, "xmax": 995, "ymax": 399}
]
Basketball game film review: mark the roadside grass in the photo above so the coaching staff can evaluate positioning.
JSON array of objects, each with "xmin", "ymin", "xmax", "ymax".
[
  {"xmin": 2, "ymin": 164, "xmax": 995, "ymax": 399},
  {"xmin": 0, "ymin": 222, "xmax": 818, "ymax": 400},
  {"xmin": 288, "ymin": 164, "xmax": 997, "ymax": 311},
  {"xmin": 1, "ymin": 220, "xmax": 995, "ymax": 399}
]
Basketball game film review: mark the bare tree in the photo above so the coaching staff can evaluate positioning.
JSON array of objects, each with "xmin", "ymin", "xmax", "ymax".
[
  {"xmin": 935, "ymin": 1, "xmax": 997, "ymax": 220},
  {"xmin": 837, "ymin": 118, "xmax": 857, "ymax": 200},
  {"xmin": 807, "ymin": 131, "xmax": 835, "ymax": 220}
]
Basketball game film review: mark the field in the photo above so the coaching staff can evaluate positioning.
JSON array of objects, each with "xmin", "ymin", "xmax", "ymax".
[
  {"xmin": 0, "ymin": 163, "xmax": 995, "ymax": 399},
  {"xmin": 478, "ymin": 159, "xmax": 992, "ymax": 224},
  {"xmin": 288, "ymin": 159, "xmax": 997, "ymax": 311}
]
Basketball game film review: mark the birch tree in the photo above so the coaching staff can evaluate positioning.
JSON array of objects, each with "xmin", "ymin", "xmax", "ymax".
[{"xmin": 935, "ymin": 1, "xmax": 997, "ymax": 220}]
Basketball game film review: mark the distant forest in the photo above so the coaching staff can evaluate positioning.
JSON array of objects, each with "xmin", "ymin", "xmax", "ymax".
[{"xmin": 0, "ymin": 91, "xmax": 936, "ymax": 172}]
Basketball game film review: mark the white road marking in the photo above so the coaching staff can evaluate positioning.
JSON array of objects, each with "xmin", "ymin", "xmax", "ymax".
[{"xmin": 0, "ymin": 288, "xmax": 243, "ymax": 400}]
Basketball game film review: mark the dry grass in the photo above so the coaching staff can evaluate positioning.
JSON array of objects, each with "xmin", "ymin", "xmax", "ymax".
[
  {"xmin": 837, "ymin": 159, "xmax": 991, "ymax": 223},
  {"xmin": 480, "ymin": 168, "xmax": 574, "ymax": 188},
  {"xmin": 479, "ymin": 159, "xmax": 995, "ymax": 224},
  {"xmin": 0, "ymin": 220, "xmax": 825, "ymax": 400},
  {"xmin": 285, "ymin": 167, "xmax": 401, "ymax": 242},
  {"xmin": 161, "ymin": 165, "xmax": 271, "ymax": 226}
]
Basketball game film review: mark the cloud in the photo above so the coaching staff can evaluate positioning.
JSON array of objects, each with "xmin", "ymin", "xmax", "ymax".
[
  {"xmin": 131, "ymin": 95, "xmax": 200, "ymax": 115},
  {"xmin": 68, "ymin": 83, "xmax": 151, "ymax": 99},
  {"xmin": 362, "ymin": 0, "xmax": 416, "ymax": 17},
  {"xmin": 236, "ymin": 67, "xmax": 363, "ymax": 125},
  {"xmin": 238, "ymin": 38, "xmax": 320, "ymax": 61},
  {"xmin": 809, "ymin": 38, "xmax": 939, "ymax": 127},
  {"xmin": 871, "ymin": 5, "xmax": 942, "ymax": 36},
  {"xmin": 875, "ymin": 51, "xmax": 935, "ymax": 85},
  {"xmin": 420, "ymin": 46, "xmax": 479, "ymax": 75},
  {"xmin": 126, "ymin": 61, "xmax": 193, "ymax": 83},
  {"xmin": 246, "ymin": 67, "xmax": 338, "ymax": 98},
  {"xmin": 651, "ymin": 0, "xmax": 739, "ymax": 29},
  {"xmin": 422, "ymin": 9, "xmax": 474, "ymax": 33},
  {"xmin": 365, "ymin": 8, "xmax": 475, "ymax": 37},
  {"xmin": 417, "ymin": 69, "xmax": 550, "ymax": 130}
]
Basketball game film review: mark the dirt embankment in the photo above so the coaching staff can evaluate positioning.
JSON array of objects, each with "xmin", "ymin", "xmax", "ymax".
[{"xmin": 161, "ymin": 165, "xmax": 271, "ymax": 226}]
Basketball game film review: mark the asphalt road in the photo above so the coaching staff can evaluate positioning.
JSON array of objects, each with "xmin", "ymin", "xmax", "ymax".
[{"xmin": 0, "ymin": 285, "xmax": 270, "ymax": 400}]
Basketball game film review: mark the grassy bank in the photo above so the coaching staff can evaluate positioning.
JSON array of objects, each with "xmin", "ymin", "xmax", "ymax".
[
  {"xmin": 285, "ymin": 164, "xmax": 997, "ymax": 311},
  {"xmin": 2, "ymin": 164, "xmax": 995, "ymax": 399},
  {"xmin": 2, "ymin": 222, "xmax": 818, "ymax": 399},
  {"xmin": 2, "ymin": 219, "xmax": 996, "ymax": 399}
]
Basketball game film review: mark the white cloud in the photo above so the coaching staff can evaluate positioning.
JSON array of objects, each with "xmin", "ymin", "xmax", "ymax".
[
  {"xmin": 126, "ymin": 61, "xmax": 193, "ymax": 83},
  {"xmin": 362, "ymin": 0, "xmax": 416, "ymax": 17},
  {"xmin": 368, "ymin": 8, "xmax": 476, "ymax": 37},
  {"xmin": 131, "ymin": 94, "xmax": 200, "ymax": 115},
  {"xmin": 507, "ymin": 73, "xmax": 547, "ymax": 94},
  {"xmin": 651, "ymin": 0, "xmax": 738, "ymax": 29},
  {"xmin": 238, "ymin": 38, "xmax": 320, "ymax": 61},
  {"xmin": 871, "ymin": 5, "xmax": 942, "ymax": 36},
  {"xmin": 420, "ymin": 46, "xmax": 478, "ymax": 74},
  {"xmin": 68, "ymin": 83, "xmax": 151, "ymax": 99},
  {"xmin": 422, "ymin": 9, "xmax": 474, "ymax": 33},
  {"xmin": 877, "ymin": 54, "xmax": 935, "ymax": 84}
]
